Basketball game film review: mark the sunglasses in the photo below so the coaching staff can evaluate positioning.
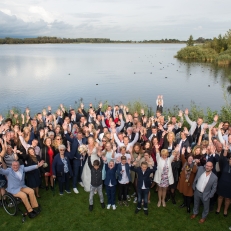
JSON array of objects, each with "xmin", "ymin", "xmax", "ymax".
[
  {"xmin": 56, "ymin": 138, "xmax": 61, "ymax": 140},
  {"xmin": 60, "ymin": 149, "xmax": 65, "ymax": 151}
]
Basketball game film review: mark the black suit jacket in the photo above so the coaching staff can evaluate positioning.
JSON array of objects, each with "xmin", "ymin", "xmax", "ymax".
[{"xmin": 130, "ymin": 166, "xmax": 157, "ymax": 189}]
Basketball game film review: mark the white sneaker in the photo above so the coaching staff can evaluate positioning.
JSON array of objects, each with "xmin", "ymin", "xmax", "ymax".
[
  {"xmin": 112, "ymin": 205, "xmax": 116, "ymax": 210},
  {"xmin": 127, "ymin": 195, "xmax": 131, "ymax": 201},
  {"xmin": 107, "ymin": 204, "xmax": 111, "ymax": 209},
  {"xmin": 133, "ymin": 197, "xmax": 137, "ymax": 203},
  {"xmin": 73, "ymin": 188, "xmax": 79, "ymax": 194},
  {"xmin": 94, "ymin": 190, "xmax": 97, "ymax": 194},
  {"xmin": 131, "ymin": 192, "xmax": 136, "ymax": 198},
  {"xmin": 79, "ymin": 182, "xmax": 84, "ymax": 187}
]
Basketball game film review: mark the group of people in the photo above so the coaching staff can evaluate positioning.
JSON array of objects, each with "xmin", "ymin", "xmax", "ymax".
[{"xmin": 0, "ymin": 95, "xmax": 231, "ymax": 227}]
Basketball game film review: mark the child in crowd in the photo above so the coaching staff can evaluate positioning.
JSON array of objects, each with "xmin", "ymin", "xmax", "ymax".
[
  {"xmin": 117, "ymin": 156, "xmax": 131, "ymax": 206},
  {"xmin": 103, "ymin": 158, "xmax": 117, "ymax": 210},
  {"xmin": 131, "ymin": 160, "xmax": 157, "ymax": 215},
  {"xmin": 88, "ymin": 154, "xmax": 105, "ymax": 211}
]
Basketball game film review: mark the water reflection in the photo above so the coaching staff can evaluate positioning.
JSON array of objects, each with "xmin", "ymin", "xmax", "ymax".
[{"xmin": 0, "ymin": 44, "xmax": 231, "ymax": 114}]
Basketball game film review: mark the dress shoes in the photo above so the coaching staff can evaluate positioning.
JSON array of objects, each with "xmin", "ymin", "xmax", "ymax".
[
  {"xmin": 190, "ymin": 214, "xmax": 197, "ymax": 219},
  {"xmin": 179, "ymin": 203, "xmax": 186, "ymax": 208},
  {"xmin": 28, "ymin": 210, "xmax": 38, "ymax": 218},
  {"xmin": 199, "ymin": 218, "xmax": 206, "ymax": 224}
]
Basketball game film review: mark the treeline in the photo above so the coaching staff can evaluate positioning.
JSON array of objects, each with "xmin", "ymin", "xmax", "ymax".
[
  {"xmin": 175, "ymin": 29, "xmax": 231, "ymax": 66},
  {"xmin": 0, "ymin": 36, "xmax": 211, "ymax": 45}
]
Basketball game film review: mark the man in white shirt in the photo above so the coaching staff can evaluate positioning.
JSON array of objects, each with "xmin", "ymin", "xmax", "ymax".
[
  {"xmin": 114, "ymin": 146, "xmax": 131, "ymax": 162},
  {"xmin": 191, "ymin": 162, "xmax": 218, "ymax": 224}
]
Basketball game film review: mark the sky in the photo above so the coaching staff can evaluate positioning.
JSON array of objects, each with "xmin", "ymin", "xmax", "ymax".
[{"xmin": 0, "ymin": 0, "xmax": 231, "ymax": 40}]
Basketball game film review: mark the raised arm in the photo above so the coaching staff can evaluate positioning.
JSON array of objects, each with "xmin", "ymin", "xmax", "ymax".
[
  {"xmin": 113, "ymin": 133, "xmax": 123, "ymax": 146},
  {"xmin": 217, "ymin": 123, "xmax": 226, "ymax": 145},
  {"xmin": 19, "ymin": 134, "xmax": 30, "ymax": 150},
  {"xmin": 184, "ymin": 109, "xmax": 194, "ymax": 126},
  {"xmin": 0, "ymin": 139, "xmax": 6, "ymax": 157},
  {"xmin": 129, "ymin": 132, "xmax": 139, "ymax": 147},
  {"xmin": 88, "ymin": 156, "xmax": 93, "ymax": 169},
  {"xmin": 207, "ymin": 115, "xmax": 218, "ymax": 129},
  {"xmin": 115, "ymin": 114, "xmax": 125, "ymax": 133}
]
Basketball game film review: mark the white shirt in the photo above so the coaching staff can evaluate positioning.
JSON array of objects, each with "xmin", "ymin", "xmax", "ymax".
[
  {"xmin": 196, "ymin": 172, "xmax": 211, "ymax": 193},
  {"xmin": 119, "ymin": 165, "xmax": 129, "ymax": 184},
  {"xmin": 141, "ymin": 171, "xmax": 147, "ymax": 189},
  {"xmin": 115, "ymin": 153, "xmax": 131, "ymax": 161},
  {"xmin": 109, "ymin": 180, "xmax": 113, "ymax": 187},
  {"xmin": 15, "ymin": 171, "xmax": 22, "ymax": 180}
]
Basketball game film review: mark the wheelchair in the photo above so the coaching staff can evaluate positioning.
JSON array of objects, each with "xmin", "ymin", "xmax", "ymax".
[{"xmin": 1, "ymin": 192, "xmax": 27, "ymax": 223}]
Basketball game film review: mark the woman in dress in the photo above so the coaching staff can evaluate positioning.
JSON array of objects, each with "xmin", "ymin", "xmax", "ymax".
[
  {"xmin": 177, "ymin": 148, "xmax": 197, "ymax": 213},
  {"xmin": 40, "ymin": 137, "xmax": 55, "ymax": 191},
  {"xmin": 81, "ymin": 137, "xmax": 100, "ymax": 192},
  {"xmin": 25, "ymin": 147, "xmax": 42, "ymax": 198},
  {"xmin": 216, "ymin": 147, "xmax": 231, "ymax": 216},
  {"xmin": 154, "ymin": 147, "xmax": 175, "ymax": 207}
]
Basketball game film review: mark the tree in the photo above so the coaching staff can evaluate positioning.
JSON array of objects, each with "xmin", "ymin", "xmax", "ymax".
[{"xmin": 187, "ymin": 35, "xmax": 194, "ymax": 46}]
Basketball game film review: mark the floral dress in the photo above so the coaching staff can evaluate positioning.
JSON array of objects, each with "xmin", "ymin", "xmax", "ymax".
[{"xmin": 159, "ymin": 159, "xmax": 169, "ymax": 187}]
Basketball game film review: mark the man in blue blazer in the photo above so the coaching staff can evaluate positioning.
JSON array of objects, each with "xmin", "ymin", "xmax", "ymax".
[
  {"xmin": 131, "ymin": 161, "xmax": 157, "ymax": 215},
  {"xmin": 0, "ymin": 160, "xmax": 44, "ymax": 218},
  {"xmin": 116, "ymin": 156, "xmax": 131, "ymax": 206},
  {"xmin": 63, "ymin": 124, "xmax": 87, "ymax": 194},
  {"xmin": 104, "ymin": 159, "xmax": 118, "ymax": 210}
]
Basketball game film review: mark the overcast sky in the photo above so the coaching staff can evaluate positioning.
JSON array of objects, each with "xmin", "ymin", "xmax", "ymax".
[{"xmin": 0, "ymin": 0, "xmax": 230, "ymax": 40}]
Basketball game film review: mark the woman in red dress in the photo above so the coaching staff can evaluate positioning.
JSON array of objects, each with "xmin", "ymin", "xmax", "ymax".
[{"xmin": 41, "ymin": 137, "xmax": 55, "ymax": 190}]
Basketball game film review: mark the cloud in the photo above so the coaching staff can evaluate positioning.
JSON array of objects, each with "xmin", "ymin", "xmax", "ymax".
[
  {"xmin": 0, "ymin": 11, "xmax": 73, "ymax": 37},
  {"xmin": 29, "ymin": 6, "xmax": 55, "ymax": 23},
  {"xmin": 0, "ymin": 0, "xmax": 231, "ymax": 40}
]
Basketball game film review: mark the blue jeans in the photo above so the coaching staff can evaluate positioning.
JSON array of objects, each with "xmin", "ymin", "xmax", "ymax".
[
  {"xmin": 137, "ymin": 188, "xmax": 149, "ymax": 210},
  {"xmin": 106, "ymin": 185, "xmax": 116, "ymax": 205}
]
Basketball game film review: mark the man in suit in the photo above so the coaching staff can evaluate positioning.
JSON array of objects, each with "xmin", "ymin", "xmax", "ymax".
[
  {"xmin": 63, "ymin": 124, "xmax": 87, "ymax": 194},
  {"xmin": 0, "ymin": 160, "xmax": 44, "ymax": 218},
  {"xmin": 177, "ymin": 131, "xmax": 190, "ymax": 156},
  {"xmin": 184, "ymin": 109, "xmax": 218, "ymax": 144},
  {"xmin": 191, "ymin": 161, "xmax": 218, "ymax": 223}
]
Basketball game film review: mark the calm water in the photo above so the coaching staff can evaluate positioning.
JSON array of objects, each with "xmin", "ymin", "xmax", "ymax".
[{"xmin": 0, "ymin": 43, "xmax": 231, "ymax": 114}]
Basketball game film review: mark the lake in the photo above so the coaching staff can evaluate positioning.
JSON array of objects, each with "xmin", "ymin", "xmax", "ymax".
[{"xmin": 0, "ymin": 43, "xmax": 231, "ymax": 114}]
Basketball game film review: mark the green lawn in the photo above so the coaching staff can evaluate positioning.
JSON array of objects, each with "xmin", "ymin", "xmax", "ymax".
[{"xmin": 0, "ymin": 185, "xmax": 229, "ymax": 231}]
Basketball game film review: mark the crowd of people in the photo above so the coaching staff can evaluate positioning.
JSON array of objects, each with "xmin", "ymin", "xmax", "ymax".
[{"xmin": 0, "ymin": 95, "xmax": 231, "ymax": 228}]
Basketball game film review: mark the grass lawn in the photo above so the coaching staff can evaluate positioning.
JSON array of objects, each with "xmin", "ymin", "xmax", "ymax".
[{"xmin": 0, "ymin": 184, "xmax": 229, "ymax": 231}]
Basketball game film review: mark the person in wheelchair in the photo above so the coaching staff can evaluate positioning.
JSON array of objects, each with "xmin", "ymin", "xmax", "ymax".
[{"xmin": 0, "ymin": 160, "xmax": 44, "ymax": 218}]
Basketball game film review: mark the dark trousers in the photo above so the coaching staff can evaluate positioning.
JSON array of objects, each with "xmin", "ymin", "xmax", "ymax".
[
  {"xmin": 118, "ymin": 183, "xmax": 129, "ymax": 201},
  {"xmin": 58, "ymin": 172, "xmax": 70, "ymax": 193},
  {"xmin": 106, "ymin": 185, "xmax": 116, "ymax": 205},
  {"xmin": 184, "ymin": 195, "xmax": 192, "ymax": 208},
  {"xmin": 73, "ymin": 160, "xmax": 83, "ymax": 188},
  {"xmin": 137, "ymin": 188, "xmax": 149, "ymax": 210}
]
